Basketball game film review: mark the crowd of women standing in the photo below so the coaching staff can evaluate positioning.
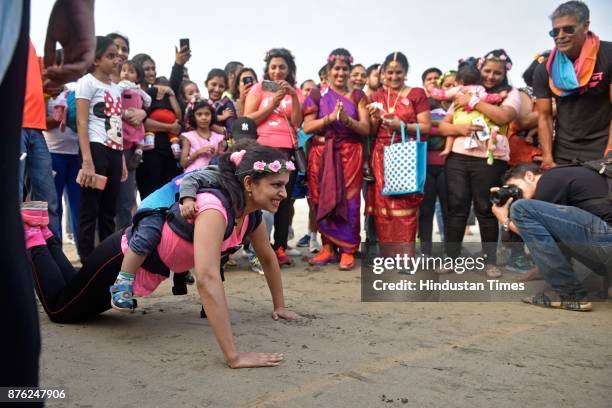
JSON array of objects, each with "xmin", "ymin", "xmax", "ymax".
[{"xmin": 42, "ymin": 30, "xmax": 543, "ymax": 278}]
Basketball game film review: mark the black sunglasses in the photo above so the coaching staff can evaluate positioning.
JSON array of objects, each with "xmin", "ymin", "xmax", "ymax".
[{"xmin": 548, "ymin": 25, "xmax": 577, "ymax": 38}]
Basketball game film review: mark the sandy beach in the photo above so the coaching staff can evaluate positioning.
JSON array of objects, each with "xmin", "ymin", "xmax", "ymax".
[{"xmin": 39, "ymin": 199, "xmax": 612, "ymax": 407}]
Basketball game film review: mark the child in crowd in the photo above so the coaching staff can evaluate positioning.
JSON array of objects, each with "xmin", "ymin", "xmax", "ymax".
[
  {"xmin": 179, "ymin": 98, "xmax": 226, "ymax": 172},
  {"xmin": 118, "ymin": 60, "xmax": 152, "ymax": 168},
  {"xmin": 178, "ymin": 80, "xmax": 201, "ymax": 131},
  {"xmin": 432, "ymin": 61, "xmax": 508, "ymax": 164},
  {"xmin": 75, "ymin": 36, "xmax": 125, "ymax": 262},
  {"xmin": 205, "ymin": 68, "xmax": 237, "ymax": 136},
  {"xmin": 145, "ymin": 76, "xmax": 182, "ymax": 158}
]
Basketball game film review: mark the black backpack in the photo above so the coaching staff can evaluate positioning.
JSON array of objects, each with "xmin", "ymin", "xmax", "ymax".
[{"xmin": 128, "ymin": 187, "xmax": 262, "ymax": 280}]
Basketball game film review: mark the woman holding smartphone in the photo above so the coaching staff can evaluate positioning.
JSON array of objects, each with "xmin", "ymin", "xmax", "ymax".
[
  {"xmin": 244, "ymin": 48, "xmax": 304, "ymax": 265},
  {"xmin": 233, "ymin": 67, "xmax": 258, "ymax": 116},
  {"xmin": 75, "ymin": 36, "xmax": 127, "ymax": 262}
]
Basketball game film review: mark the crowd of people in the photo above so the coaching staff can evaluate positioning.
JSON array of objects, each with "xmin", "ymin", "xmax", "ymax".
[{"xmin": 4, "ymin": 0, "xmax": 611, "ymax": 377}]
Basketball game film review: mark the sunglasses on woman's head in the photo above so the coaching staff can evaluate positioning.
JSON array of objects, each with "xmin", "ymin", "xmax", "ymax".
[{"xmin": 548, "ymin": 25, "xmax": 577, "ymax": 38}]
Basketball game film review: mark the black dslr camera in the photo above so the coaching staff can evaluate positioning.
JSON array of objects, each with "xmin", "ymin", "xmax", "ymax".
[{"xmin": 490, "ymin": 185, "xmax": 523, "ymax": 206}]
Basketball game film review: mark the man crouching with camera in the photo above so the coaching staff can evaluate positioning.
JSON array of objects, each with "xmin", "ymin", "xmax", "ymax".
[{"xmin": 490, "ymin": 162, "xmax": 612, "ymax": 311}]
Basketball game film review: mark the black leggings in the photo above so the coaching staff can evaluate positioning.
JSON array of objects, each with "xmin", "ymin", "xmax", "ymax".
[
  {"xmin": 418, "ymin": 164, "xmax": 448, "ymax": 255},
  {"xmin": 30, "ymin": 231, "xmax": 125, "ymax": 323},
  {"xmin": 444, "ymin": 153, "xmax": 508, "ymax": 263},
  {"xmin": 77, "ymin": 142, "xmax": 123, "ymax": 261}
]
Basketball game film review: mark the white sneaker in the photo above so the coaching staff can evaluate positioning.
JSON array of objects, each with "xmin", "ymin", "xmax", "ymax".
[
  {"xmin": 309, "ymin": 238, "xmax": 322, "ymax": 253},
  {"xmin": 286, "ymin": 247, "xmax": 301, "ymax": 257}
]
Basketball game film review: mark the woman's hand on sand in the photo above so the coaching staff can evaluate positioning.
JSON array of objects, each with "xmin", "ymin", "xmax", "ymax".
[
  {"xmin": 226, "ymin": 352, "xmax": 284, "ymax": 369},
  {"xmin": 272, "ymin": 307, "xmax": 300, "ymax": 321}
]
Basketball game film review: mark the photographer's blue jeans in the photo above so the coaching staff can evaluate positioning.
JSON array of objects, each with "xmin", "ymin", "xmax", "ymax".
[
  {"xmin": 511, "ymin": 199, "xmax": 612, "ymax": 298},
  {"xmin": 19, "ymin": 128, "xmax": 60, "ymax": 237}
]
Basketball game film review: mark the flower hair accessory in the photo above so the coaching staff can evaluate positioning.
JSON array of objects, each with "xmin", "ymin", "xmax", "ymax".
[
  {"xmin": 186, "ymin": 95, "xmax": 214, "ymax": 113},
  {"xmin": 478, "ymin": 52, "xmax": 513, "ymax": 71},
  {"xmin": 251, "ymin": 160, "xmax": 295, "ymax": 173},
  {"xmin": 230, "ymin": 150, "xmax": 247, "ymax": 167},
  {"xmin": 328, "ymin": 53, "xmax": 354, "ymax": 64}
]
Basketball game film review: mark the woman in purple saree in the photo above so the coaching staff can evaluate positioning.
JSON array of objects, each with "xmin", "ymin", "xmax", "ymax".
[{"xmin": 303, "ymin": 48, "xmax": 370, "ymax": 270}]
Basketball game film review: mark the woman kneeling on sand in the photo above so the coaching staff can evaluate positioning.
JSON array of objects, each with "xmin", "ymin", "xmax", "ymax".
[{"xmin": 23, "ymin": 144, "xmax": 299, "ymax": 368}]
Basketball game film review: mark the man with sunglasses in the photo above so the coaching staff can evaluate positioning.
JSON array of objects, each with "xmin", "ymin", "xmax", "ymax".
[{"xmin": 533, "ymin": 1, "xmax": 612, "ymax": 169}]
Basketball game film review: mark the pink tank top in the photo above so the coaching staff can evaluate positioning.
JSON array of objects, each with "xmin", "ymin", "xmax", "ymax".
[
  {"xmin": 122, "ymin": 193, "xmax": 251, "ymax": 296},
  {"xmin": 250, "ymin": 82, "xmax": 304, "ymax": 149}
]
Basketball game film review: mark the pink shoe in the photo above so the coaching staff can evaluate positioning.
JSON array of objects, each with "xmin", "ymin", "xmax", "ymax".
[
  {"xmin": 21, "ymin": 201, "xmax": 49, "ymax": 226},
  {"xmin": 40, "ymin": 225, "xmax": 54, "ymax": 240},
  {"xmin": 24, "ymin": 224, "xmax": 46, "ymax": 249}
]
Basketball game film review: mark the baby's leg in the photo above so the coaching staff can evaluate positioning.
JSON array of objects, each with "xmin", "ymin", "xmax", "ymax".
[
  {"xmin": 111, "ymin": 212, "xmax": 165, "ymax": 312},
  {"xmin": 440, "ymin": 136, "xmax": 455, "ymax": 157}
]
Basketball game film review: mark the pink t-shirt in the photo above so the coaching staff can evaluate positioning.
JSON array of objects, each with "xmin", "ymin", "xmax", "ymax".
[
  {"xmin": 182, "ymin": 130, "xmax": 225, "ymax": 172},
  {"xmin": 449, "ymin": 88, "xmax": 520, "ymax": 161},
  {"xmin": 122, "ymin": 193, "xmax": 252, "ymax": 296},
  {"xmin": 250, "ymin": 82, "xmax": 304, "ymax": 149}
]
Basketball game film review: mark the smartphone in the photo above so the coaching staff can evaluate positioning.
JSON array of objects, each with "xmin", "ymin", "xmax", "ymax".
[
  {"xmin": 262, "ymin": 80, "xmax": 280, "ymax": 92},
  {"xmin": 179, "ymin": 38, "xmax": 190, "ymax": 51},
  {"xmin": 242, "ymin": 76, "xmax": 254, "ymax": 86},
  {"xmin": 76, "ymin": 170, "xmax": 107, "ymax": 190}
]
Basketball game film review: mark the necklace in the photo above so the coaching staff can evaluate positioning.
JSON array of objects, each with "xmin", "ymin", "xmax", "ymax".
[{"xmin": 386, "ymin": 86, "xmax": 404, "ymax": 114}]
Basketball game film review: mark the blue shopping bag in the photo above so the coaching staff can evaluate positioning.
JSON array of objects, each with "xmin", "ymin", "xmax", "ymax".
[{"xmin": 382, "ymin": 121, "xmax": 427, "ymax": 195}]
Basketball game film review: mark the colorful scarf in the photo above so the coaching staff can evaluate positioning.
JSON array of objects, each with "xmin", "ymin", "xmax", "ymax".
[{"xmin": 547, "ymin": 32, "xmax": 600, "ymax": 97}]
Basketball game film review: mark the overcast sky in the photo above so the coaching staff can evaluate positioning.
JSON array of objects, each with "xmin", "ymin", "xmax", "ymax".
[{"xmin": 30, "ymin": 0, "xmax": 612, "ymax": 91}]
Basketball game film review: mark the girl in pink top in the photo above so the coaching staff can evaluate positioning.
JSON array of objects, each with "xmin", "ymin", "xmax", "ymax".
[
  {"xmin": 244, "ymin": 48, "xmax": 304, "ymax": 265},
  {"xmin": 25, "ymin": 144, "xmax": 300, "ymax": 369},
  {"xmin": 179, "ymin": 98, "xmax": 226, "ymax": 172}
]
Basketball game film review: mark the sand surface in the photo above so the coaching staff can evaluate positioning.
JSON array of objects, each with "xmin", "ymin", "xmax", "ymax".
[{"xmin": 40, "ymin": 200, "xmax": 612, "ymax": 407}]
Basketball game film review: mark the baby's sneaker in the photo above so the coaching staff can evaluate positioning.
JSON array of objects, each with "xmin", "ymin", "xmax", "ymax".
[{"xmin": 110, "ymin": 272, "xmax": 137, "ymax": 312}]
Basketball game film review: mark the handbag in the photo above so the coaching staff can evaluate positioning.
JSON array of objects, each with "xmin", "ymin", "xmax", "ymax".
[
  {"xmin": 280, "ymin": 110, "xmax": 307, "ymax": 174},
  {"xmin": 382, "ymin": 121, "xmax": 427, "ymax": 195}
]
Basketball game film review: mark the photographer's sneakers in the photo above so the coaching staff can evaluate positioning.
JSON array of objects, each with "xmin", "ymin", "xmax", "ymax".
[{"xmin": 522, "ymin": 291, "xmax": 592, "ymax": 312}]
